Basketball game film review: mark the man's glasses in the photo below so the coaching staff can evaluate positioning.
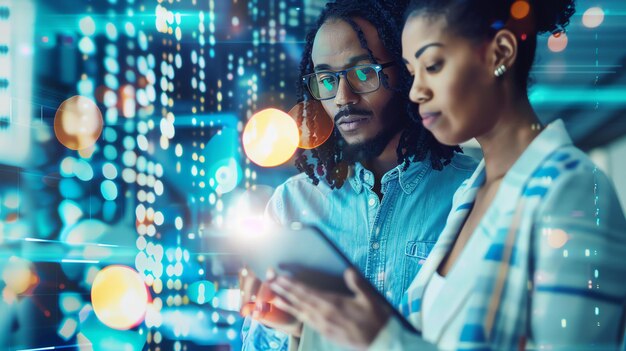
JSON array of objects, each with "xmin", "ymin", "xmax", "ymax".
[{"xmin": 302, "ymin": 62, "xmax": 395, "ymax": 101}]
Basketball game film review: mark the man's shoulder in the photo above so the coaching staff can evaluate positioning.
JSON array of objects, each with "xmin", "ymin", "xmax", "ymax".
[
  {"xmin": 280, "ymin": 172, "xmax": 318, "ymax": 187},
  {"xmin": 414, "ymin": 153, "xmax": 477, "ymax": 196},
  {"xmin": 275, "ymin": 172, "xmax": 333, "ymax": 196}
]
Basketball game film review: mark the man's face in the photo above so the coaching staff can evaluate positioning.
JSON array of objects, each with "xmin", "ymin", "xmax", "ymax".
[{"xmin": 311, "ymin": 17, "xmax": 403, "ymax": 151}]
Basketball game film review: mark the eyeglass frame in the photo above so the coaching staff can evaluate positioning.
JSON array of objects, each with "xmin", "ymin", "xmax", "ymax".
[{"xmin": 301, "ymin": 61, "xmax": 396, "ymax": 101}]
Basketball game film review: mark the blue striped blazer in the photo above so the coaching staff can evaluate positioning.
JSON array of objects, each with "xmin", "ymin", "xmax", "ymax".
[{"xmin": 371, "ymin": 120, "xmax": 626, "ymax": 351}]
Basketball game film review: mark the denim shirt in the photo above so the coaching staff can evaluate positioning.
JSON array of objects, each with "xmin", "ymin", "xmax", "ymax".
[{"xmin": 241, "ymin": 153, "xmax": 477, "ymax": 351}]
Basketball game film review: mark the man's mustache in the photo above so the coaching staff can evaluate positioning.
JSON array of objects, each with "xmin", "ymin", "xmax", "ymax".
[{"xmin": 334, "ymin": 107, "xmax": 373, "ymax": 123}]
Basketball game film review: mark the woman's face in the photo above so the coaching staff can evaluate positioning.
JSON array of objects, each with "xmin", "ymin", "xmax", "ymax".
[{"xmin": 401, "ymin": 14, "xmax": 503, "ymax": 146}]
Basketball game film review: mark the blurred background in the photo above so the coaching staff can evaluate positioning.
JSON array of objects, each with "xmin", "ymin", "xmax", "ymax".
[{"xmin": 0, "ymin": 0, "xmax": 624, "ymax": 350}]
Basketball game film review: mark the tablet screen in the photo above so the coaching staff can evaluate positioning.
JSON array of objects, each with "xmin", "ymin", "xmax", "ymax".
[{"xmin": 235, "ymin": 222, "xmax": 351, "ymax": 294}]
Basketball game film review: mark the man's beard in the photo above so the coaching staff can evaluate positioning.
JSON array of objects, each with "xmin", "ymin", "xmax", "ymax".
[{"xmin": 338, "ymin": 94, "xmax": 406, "ymax": 164}]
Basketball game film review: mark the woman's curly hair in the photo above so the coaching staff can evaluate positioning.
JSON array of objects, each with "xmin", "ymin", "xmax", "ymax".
[{"xmin": 404, "ymin": 0, "xmax": 576, "ymax": 90}]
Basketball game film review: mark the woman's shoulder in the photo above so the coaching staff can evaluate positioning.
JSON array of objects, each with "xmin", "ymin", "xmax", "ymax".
[
  {"xmin": 526, "ymin": 145, "xmax": 602, "ymax": 195},
  {"xmin": 532, "ymin": 145, "xmax": 626, "ymax": 234}
]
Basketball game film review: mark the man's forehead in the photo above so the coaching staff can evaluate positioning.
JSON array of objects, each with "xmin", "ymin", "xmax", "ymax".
[
  {"xmin": 313, "ymin": 54, "xmax": 376, "ymax": 71},
  {"xmin": 311, "ymin": 18, "xmax": 387, "ymax": 70}
]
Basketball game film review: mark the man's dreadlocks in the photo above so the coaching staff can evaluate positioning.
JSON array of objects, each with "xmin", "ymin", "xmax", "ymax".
[{"xmin": 294, "ymin": 0, "xmax": 460, "ymax": 189}]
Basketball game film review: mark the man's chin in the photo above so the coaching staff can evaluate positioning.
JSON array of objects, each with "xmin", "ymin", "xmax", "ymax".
[
  {"xmin": 340, "ymin": 133, "xmax": 391, "ymax": 164},
  {"xmin": 339, "ymin": 130, "xmax": 377, "ymax": 147}
]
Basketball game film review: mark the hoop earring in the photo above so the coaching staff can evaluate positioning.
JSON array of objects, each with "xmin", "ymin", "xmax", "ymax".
[{"xmin": 494, "ymin": 64, "xmax": 507, "ymax": 77}]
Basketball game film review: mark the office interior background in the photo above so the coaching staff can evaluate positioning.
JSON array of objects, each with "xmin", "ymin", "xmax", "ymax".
[{"xmin": 0, "ymin": 0, "xmax": 625, "ymax": 350}]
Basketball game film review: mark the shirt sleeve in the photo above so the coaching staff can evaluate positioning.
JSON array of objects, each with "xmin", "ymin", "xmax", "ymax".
[
  {"xmin": 241, "ymin": 316, "xmax": 290, "ymax": 351},
  {"xmin": 265, "ymin": 182, "xmax": 286, "ymax": 223},
  {"xmin": 240, "ymin": 184, "xmax": 292, "ymax": 351},
  {"xmin": 530, "ymin": 165, "xmax": 626, "ymax": 350}
]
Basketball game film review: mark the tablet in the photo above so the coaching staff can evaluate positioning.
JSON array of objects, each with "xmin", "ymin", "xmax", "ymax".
[{"xmin": 234, "ymin": 222, "xmax": 417, "ymax": 332}]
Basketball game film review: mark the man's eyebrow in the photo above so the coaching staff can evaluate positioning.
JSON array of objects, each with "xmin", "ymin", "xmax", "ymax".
[
  {"xmin": 414, "ymin": 43, "xmax": 444, "ymax": 59},
  {"xmin": 313, "ymin": 54, "xmax": 376, "ymax": 71}
]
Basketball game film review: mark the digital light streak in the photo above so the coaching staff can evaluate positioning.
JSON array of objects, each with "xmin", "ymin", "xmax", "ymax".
[
  {"xmin": 60, "ymin": 259, "xmax": 100, "ymax": 264},
  {"xmin": 19, "ymin": 237, "xmax": 122, "ymax": 248},
  {"xmin": 16, "ymin": 343, "xmax": 92, "ymax": 351}
]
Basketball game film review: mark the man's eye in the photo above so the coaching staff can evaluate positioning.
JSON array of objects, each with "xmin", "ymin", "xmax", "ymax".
[
  {"xmin": 320, "ymin": 77, "xmax": 335, "ymax": 91},
  {"xmin": 355, "ymin": 68, "xmax": 372, "ymax": 81}
]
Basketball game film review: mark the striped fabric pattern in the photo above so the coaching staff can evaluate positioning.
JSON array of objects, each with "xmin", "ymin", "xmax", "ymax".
[{"xmin": 394, "ymin": 120, "xmax": 626, "ymax": 350}]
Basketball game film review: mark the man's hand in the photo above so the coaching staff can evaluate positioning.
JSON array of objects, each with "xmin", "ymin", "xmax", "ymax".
[
  {"xmin": 269, "ymin": 268, "xmax": 391, "ymax": 350},
  {"xmin": 239, "ymin": 268, "xmax": 303, "ymax": 337}
]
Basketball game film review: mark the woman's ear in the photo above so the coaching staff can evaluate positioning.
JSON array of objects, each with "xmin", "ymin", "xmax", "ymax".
[{"xmin": 490, "ymin": 29, "xmax": 518, "ymax": 75}]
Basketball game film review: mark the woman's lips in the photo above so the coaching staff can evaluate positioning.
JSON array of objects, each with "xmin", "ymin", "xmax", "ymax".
[{"xmin": 420, "ymin": 112, "xmax": 441, "ymax": 128}]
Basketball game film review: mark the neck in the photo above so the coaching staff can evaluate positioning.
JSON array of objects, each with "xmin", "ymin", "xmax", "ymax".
[
  {"xmin": 362, "ymin": 131, "xmax": 403, "ymax": 182},
  {"xmin": 476, "ymin": 96, "xmax": 541, "ymax": 185}
]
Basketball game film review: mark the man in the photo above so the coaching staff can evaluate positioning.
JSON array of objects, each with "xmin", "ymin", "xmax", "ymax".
[{"xmin": 240, "ymin": 0, "xmax": 477, "ymax": 350}]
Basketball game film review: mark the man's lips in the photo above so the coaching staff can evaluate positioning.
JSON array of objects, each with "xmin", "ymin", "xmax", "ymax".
[
  {"xmin": 337, "ymin": 115, "xmax": 370, "ymax": 132},
  {"xmin": 337, "ymin": 115, "xmax": 370, "ymax": 125}
]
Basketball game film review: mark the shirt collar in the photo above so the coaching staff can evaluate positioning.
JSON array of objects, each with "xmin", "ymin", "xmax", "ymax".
[{"xmin": 348, "ymin": 158, "xmax": 432, "ymax": 195}]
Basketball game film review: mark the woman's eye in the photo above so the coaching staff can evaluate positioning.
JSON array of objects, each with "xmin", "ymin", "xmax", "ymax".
[{"xmin": 425, "ymin": 61, "xmax": 443, "ymax": 73}]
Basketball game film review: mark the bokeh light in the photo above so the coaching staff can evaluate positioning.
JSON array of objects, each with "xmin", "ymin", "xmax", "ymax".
[
  {"xmin": 242, "ymin": 108, "xmax": 299, "ymax": 167},
  {"xmin": 212, "ymin": 158, "xmax": 242, "ymax": 195},
  {"xmin": 91, "ymin": 265, "xmax": 149, "ymax": 330},
  {"xmin": 288, "ymin": 100, "xmax": 334, "ymax": 149},
  {"xmin": 2, "ymin": 257, "xmax": 38, "ymax": 296},
  {"xmin": 187, "ymin": 280, "xmax": 217, "ymax": 305},
  {"xmin": 79, "ymin": 16, "xmax": 96, "ymax": 36},
  {"xmin": 54, "ymin": 95, "xmax": 104, "ymax": 151},
  {"xmin": 510, "ymin": 1, "xmax": 530, "ymax": 20},
  {"xmin": 548, "ymin": 32, "xmax": 568, "ymax": 53},
  {"xmin": 79, "ymin": 313, "xmax": 146, "ymax": 351},
  {"xmin": 582, "ymin": 7, "xmax": 605, "ymax": 29},
  {"xmin": 224, "ymin": 185, "xmax": 275, "ymax": 237},
  {"xmin": 78, "ymin": 37, "xmax": 96, "ymax": 55},
  {"xmin": 546, "ymin": 228, "xmax": 569, "ymax": 249},
  {"xmin": 101, "ymin": 180, "xmax": 119, "ymax": 201}
]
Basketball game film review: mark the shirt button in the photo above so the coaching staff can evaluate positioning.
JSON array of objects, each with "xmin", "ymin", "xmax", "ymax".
[
  {"xmin": 372, "ymin": 242, "xmax": 380, "ymax": 250},
  {"xmin": 269, "ymin": 341, "xmax": 280, "ymax": 349},
  {"xmin": 364, "ymin": 173, "xmax": 370, "ymax": 181},
  {"xmin": 368, "ymin": 197, "xmax": 376, "ymax": 207}
]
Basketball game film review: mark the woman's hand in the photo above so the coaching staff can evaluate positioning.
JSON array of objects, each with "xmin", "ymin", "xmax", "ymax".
[
  {"xmin": 239, "ymin": 268, "xmax": 303, "ymax": 337},
  {"xmin": 269, "ymin": 268, "xmax": 391, "ymax": 350}
]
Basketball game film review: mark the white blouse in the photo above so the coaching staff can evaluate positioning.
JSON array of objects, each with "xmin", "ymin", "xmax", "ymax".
[{"xmin": 422, "ymin": 271, "xmax": 446, "ymax": 336}]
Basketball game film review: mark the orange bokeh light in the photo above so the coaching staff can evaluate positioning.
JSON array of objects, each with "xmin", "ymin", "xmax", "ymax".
[
  {"xmin": 91, "ymin": 265, "xmax": 149, "ymax": 330},
  {"xmin": 511, "ymin": 1, "xmax": 530, "ymax": 20},
  {"xmin": 288, "ymin": 100, "xmax": 334, "ymax": 150},
  {"xmin": 547, "ymin": 32, "xmax": 568, "ymax": 53},
  {"xmin": 242, "ymin": 108, "xmax": 300, "ymax": 167},
  {"xmin": 2, "ymin": 257, "xmax": 38, "ymax": 296},
  {"xmin": 546, "ymin": 228, "xmax": 569, "ymax": 249},
  {"xmin": 54, "ymin": 95, "xmax": 103, "ymax": 151}
]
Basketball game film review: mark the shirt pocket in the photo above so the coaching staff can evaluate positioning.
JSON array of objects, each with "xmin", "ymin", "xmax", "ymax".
[{"xmin": 402, "ymin": 241, "xmax": 436, "ymax": 292}]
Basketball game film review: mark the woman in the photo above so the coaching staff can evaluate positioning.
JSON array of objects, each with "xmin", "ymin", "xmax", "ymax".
[{"xmin": 269, "ymin": 0, "xmax": 626, "ymax": 350}]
